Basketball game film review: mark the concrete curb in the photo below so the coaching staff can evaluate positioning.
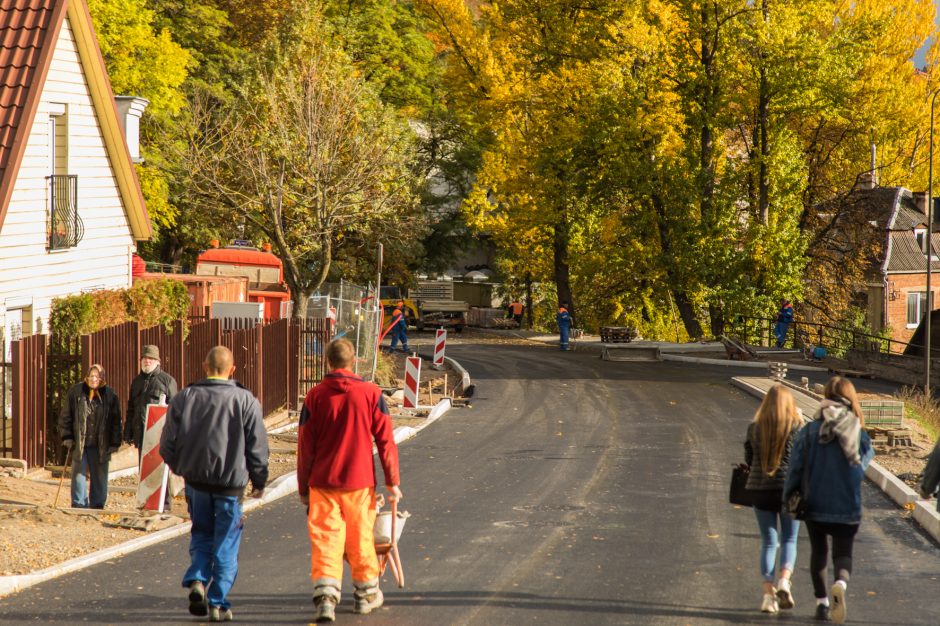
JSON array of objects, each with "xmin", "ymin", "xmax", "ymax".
[
  {"xmin": 663, "ymin": 353, "xmax": 828, "ymax": 372},
  {"xmin": 444, "ymin": 356, "xmax": 473, "ymax": 397},
  {"xmin": 731, "ymin": 375, "xmax": 940, "ymax": 545},
  {"xmin": 0, "ymin": 392, "xmax": 462, "ymax": 599}
]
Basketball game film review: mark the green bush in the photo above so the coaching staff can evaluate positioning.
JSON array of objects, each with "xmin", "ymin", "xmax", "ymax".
[{"xmin": 50, "ymin": 279, "xmax": 191, "ymax": 338}]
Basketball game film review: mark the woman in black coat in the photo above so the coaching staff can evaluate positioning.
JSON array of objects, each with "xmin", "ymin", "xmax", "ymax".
[{"xmin": 58, "ymin": 364, "xmax": 122, "ymax": 509}]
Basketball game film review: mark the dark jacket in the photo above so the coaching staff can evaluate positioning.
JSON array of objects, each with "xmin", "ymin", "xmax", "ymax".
[
  {"xmin": 58, "ymin": 382, "xmax": 122, "ymax": 463},
  {"xmin": 744, "ymin": 421, "xmax": 802, "ymax": 511},
  {"xmin": 784, "ymin": 410, "xmax": 874, "ymax": 524},
  {"xmin": 920, "ymin": 439, "xmax": 940, "ymax": 510},
  {"xmin": 159, "ymin": 378, "xmax": 269, "ymax": 496},
  {"xmin": 124, "ymin": 367, "xmax": 178, "ymax": 448}
]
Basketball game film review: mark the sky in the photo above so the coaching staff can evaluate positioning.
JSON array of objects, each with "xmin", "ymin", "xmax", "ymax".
[{"xmin": 913, "ymin": 2, "xmax": 940, "ymax": 68}]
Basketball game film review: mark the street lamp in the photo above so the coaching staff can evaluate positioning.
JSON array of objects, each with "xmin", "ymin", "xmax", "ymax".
[{"xmin": 927, "ymin": 88, "xmax": 940, "ymax": 396}]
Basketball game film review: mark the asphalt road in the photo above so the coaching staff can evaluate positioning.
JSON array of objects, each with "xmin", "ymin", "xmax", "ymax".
[{"xmin": 2, "ymin": 342, "xmax": 939, "ymax": 625}]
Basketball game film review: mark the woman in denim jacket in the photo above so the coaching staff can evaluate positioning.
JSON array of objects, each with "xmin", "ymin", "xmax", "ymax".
[
  {"xmin": 784, "ymin": 376, "xmax": 874, "ymax": 624},
  {"xmin": 744, "ymin": 385, "xmax": 803, "ymax": 614}
]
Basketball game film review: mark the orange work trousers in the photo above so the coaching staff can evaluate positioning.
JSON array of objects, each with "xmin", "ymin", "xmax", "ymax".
[{"xmin": 307, "ymin": 486, "xmax": 379, "ymax": 583}]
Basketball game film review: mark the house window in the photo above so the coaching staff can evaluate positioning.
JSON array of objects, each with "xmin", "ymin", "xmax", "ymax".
[
  {"xmin": 907, "ymin": 291, "xmax": 934, "ymax": 328},
  {"xmin": 916, "ymin": 228, "xmax": 927, "ymax": 252},
  {"xmin": 46, "ymin": 111, "xmax": 83, "ymax": 250}
]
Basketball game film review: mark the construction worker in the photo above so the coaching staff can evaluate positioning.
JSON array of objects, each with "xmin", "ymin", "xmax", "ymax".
[
  {"xmin": 557, "ymin": 303, "xmax": 571, "ymax": 351},
  {"xmin": 507, "ymin": 299, "xmax": 524, "ymax": 328},
  {"xmin": 298, "ymin": 338, "xmax": 402, "ymax": 622},
  {"xmin": 774, "ymin": 299, "xmax": 794, "ymax": 348},
  {"xmin": 387, "ymin": 300, "xmax": 409, "ymax": 353}
]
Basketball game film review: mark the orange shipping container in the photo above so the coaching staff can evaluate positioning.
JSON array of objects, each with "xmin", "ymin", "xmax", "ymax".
[{"xmin": 136, "ymin": 273, "xmax": 249, "ymax": 309}]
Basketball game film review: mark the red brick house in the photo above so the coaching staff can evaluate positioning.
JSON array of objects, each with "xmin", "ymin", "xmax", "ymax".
[{"xmin": 847, "ymin": 186, "xmax": 940, "ymax": 345}]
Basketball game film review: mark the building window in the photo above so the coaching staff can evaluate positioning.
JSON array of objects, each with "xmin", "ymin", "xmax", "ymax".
[
  {"xmin": 47, "ymin": 174, "xmax": 82, "ymax": 249},
  {"xmin": 46, "ymin": 111, "xmax": 82, "ymax": 250},
  {"xmin": 916, "ymin": 228, "xmax": 927, "ymax": 252},
  {"xmin": 907, "ymin": 291, "xmax": 933, "ymax": 328}
]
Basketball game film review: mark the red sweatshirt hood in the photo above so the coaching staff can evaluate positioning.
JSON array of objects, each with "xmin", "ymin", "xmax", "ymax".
[{"xmin": 322, "ymin": 369, "xmax": 362, "ymax": 393}]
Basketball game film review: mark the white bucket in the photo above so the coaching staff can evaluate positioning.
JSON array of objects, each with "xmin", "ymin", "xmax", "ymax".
[{"xmin": 374, "ymin": 510, "xmax": 409, "ymax": 544}]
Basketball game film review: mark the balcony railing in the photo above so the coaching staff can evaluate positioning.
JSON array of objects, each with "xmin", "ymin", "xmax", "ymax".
[{"xmin": 47, "ymin": 175, "xmax": 83, "ymax": 250}]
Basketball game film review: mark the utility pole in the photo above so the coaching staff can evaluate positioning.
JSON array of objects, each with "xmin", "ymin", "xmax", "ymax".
[
  {"xmin": 928, "ymin": 90, "xmax": 940, "ymax": 397},
  {"xmin": 525, "ymin": 272, "xmax": 533, "ymax": 330},
  {"xmin": 371, "ymin": 243, "xmax": 383, "ymax": 382}
]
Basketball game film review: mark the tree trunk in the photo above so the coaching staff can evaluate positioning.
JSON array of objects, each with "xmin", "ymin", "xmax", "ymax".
[
  {"xmin": 757, "ymin": 0, "xmax": 770, "ymax": 226},
  {"xmin": 651, "ymin": 192, "xmax": 704, "ymax": 339},
  {"xmin": 674, "ymin": 291, "xmax": 703, "ymax": 340},
  {"xmin": 553, "ymin": 214, "xmax": 574, "ymax": 327}
]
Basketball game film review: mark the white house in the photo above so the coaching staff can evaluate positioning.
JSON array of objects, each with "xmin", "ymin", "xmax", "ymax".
[{"xmin": 0, "ymin": 0, "xmax": 151, "ymax": 352}]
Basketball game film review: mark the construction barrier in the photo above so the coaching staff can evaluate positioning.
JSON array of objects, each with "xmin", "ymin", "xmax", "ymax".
[
  {"xmin": 404, "ymin": 356, "xmax": 421, "ymax": 409},
  {"xmin": 137, "ymin": 403, "xmax": 169, "ymax": 512},
  {"xmin": 433, "ymin": 329, "xmax": 447, "ymax": 367}
]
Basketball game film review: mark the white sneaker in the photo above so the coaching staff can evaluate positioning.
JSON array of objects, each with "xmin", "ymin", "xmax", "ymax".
[
  {"xmin": 776, "ymin": 578, "xmax": 794, "ymax": 610},
  {"xmin": 761, "ymin": 592, "xmax": 779, "ymax": 614},
  {"xmin": 830, "ymin": 582, "xmax": 847, "ymax": 624}
]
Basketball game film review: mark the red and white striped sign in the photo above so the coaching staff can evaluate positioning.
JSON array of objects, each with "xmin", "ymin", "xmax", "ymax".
[
  {"xmin": 404, "ymin": 356, "xmax": 421, "ymax": 409},
  {"xmin": 433, "ymin": 329, "xmax": 447, "ymax": 366},
  {"xmin": 137, "ymin": 404, "xmax": 169, "ymax": 512}
]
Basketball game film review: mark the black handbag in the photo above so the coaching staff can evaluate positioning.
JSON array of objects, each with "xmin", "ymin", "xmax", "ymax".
[
  {"xmin": 786, "ymin": 426, "xmax": 812, "ymax": 519},
  {"xmin": 729, "ymin": 463, "xmax": 753, "ymax": 506}
]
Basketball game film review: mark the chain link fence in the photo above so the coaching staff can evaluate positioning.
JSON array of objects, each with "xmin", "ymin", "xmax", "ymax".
[{"xmin": 307, "ymin": 280, "xmax": 381, "ymax": 380}]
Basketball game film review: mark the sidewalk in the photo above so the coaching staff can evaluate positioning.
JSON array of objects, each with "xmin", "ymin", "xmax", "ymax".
[
  {"xmin": 730, "ymin": 375, "xmax": 940, "ymax": 545},
  {"xmin": 0, "ymin": 363, "xmax": 470, "ymax": 598}
]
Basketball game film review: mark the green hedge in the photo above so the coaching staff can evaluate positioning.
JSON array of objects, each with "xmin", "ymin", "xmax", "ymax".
[{"xmin": 50, "ymin": 279, "xmax": 190, "ymax": 338}]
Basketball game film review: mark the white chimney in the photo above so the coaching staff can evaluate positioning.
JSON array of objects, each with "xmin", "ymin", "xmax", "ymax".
[{"xmin": 113, "ymin": 96, "xmax": 149, "ymax": 163}]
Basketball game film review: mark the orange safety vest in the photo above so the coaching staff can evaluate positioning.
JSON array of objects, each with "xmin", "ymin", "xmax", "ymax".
[{"xmin": 509, "ymin": 302, "xmax": 523, "ymax": 315}]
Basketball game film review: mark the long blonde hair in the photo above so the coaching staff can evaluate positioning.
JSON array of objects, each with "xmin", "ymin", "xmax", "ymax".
[
  {"xmin": 823, "ymin": 376, "xmax": 865, "ymax": 426},
  {"xmin": 753, "ymin": 385, "xmax": 802, "ymax": 476}
]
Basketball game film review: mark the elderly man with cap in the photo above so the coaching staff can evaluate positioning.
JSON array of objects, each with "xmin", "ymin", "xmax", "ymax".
[{"xmin": 125, "ymin": 345, "xmax": 179, "ymax": 505}]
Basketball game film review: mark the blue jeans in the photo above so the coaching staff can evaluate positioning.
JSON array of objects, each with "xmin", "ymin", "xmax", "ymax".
[
  {"xmin": 754, "ymin": 507, "xmax": 800, "ymax": 582},
  {"xmin": 71, "ymin": 445, "xmax": 109, "ymax": 509},
  {"xmin": 183, "ymin": 487, "xmax": 244, "ymax": 610}
]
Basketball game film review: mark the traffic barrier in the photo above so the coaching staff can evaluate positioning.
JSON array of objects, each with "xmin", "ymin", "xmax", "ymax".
[
  {"xmin": 404, "ymin": 356, "xmax": 421, "ymax": 409},
  {"xmin": 433, "ymin": 329, "xmax": 447, "ymax": 368},
  {"xmin": 137, "ymin": 403, "xmax": 169, "ymax": 512}
]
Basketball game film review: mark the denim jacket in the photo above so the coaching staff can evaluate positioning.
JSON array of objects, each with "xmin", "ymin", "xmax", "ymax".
[
  {"xmin": 920, "ymin": 440, "xmax": 940, "ymax": 510},
  {"xmin": 784, "ymin": 416, "xmax": 874, "ymax": 524}
]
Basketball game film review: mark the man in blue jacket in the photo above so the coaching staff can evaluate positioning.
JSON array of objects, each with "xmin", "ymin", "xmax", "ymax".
[
  {"xmin": 556, "ymin": 304, "xmax": 571, "ymax": 351},
  {"xmin": 774, "ymin": 299, "xmax": 794, "ymax": 348},
  {"xmin": 160, "ymin": 346, "xmax": 269, "ymax": 622}
]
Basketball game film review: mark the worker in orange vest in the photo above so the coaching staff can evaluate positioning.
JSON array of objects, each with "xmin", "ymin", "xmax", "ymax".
[
  {"xmin": 386, "ymin": 301, "xmax": 409, "ymax": 353},
  {"xmin": 506, "ymin": 300, "xmax": 524, "ymax": 328}
]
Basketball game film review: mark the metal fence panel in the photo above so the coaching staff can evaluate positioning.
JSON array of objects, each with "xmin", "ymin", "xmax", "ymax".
[
  {"xmin": 222, "ymin": 325, "xmax": 261, "ymax": 400},
  {"xmin": 308, "ymin": 281, "xmax": 380, "ymax": 380},
  {"xmin": 184, "ymin": 319, "xmax": 221, "ymax": 387},
  {"xmin": 261, "ymin": 319, "xmax": 289, "ymax": 414},
  {"xmin": 12, "ymin": 335, "xmax": 46, "ymax": 467}
]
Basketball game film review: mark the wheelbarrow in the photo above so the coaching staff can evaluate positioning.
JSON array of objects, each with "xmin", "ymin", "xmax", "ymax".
[{"xmin": 373, "ymin": 496, "xmax": 408, "ymax": 588}]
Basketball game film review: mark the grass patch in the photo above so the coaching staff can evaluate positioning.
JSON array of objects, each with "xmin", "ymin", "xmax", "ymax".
[
  {"xmin": 373, "ymin": 350, "xmax": 397, "ymax": 388},
  {"xmin": 896, "ymin": 387, "xmax": 940, "ymax": 442}
]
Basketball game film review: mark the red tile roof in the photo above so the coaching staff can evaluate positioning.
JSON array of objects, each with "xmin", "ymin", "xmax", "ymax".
[{"xmin": 0, "ymin": 0, "xmax": 66, "ymax": 206}]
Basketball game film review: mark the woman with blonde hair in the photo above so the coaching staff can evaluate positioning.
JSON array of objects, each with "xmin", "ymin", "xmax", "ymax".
[
  {"xmin": 784, "ymin": 376, "xmax": 873, "ymax": 624},
  {"xmin": 744, "ymin": 385, "xmax": 804, "ymax": 614}
]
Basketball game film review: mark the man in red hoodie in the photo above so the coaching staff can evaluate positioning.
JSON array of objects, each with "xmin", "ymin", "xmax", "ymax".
[{"xmin": 297, "ymin": 338, "xmax": 402, "ymax": 623}]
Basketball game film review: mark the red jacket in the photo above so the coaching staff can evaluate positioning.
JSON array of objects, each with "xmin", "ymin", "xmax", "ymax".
[{"xmin": 297, "ymin": 369, "xmax": 400, "ymax": 490}]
